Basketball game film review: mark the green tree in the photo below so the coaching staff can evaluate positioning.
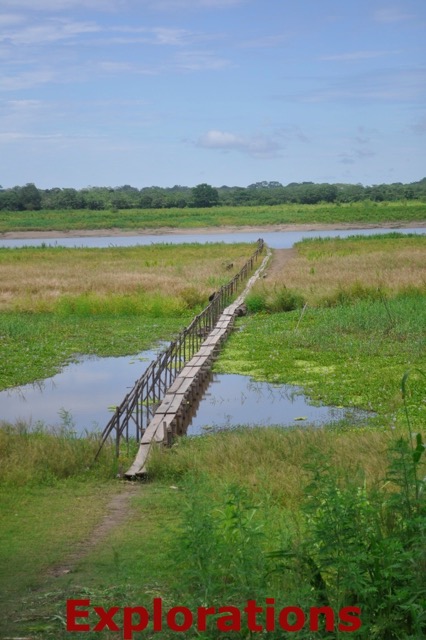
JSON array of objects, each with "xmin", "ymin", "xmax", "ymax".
[
  {"xmin": 20, "ymin": 183, "xmax": 42, "ymax": 210},
  {"xmin": 191, "ymin": 183, "xmax": 219, "ymax": 208}
]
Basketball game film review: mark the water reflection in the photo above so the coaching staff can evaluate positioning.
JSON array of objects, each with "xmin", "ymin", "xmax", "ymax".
[
  {"xmin": 0, "ymin": 358, "xmax": 372, "ymax": 434},
  {"xmin": 0, "ymin": 349, "xmax": 160, "ymax": 433},
  {"xmin": 185, "ymin": 374, "xmax": 371, "ymax": 435}
]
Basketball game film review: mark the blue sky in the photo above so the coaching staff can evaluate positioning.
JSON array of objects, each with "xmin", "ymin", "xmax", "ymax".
[{"xmin": 1, "ymin": 0, "xmax": 425, "ymax": 189}]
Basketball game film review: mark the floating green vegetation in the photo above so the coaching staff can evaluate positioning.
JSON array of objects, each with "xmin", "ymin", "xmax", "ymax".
[{"xmin": 217, "ymin": 293, "xmax": 425, "ymax": 430}]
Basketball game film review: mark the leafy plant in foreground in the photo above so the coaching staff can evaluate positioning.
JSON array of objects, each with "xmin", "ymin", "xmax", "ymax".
[{"xmin": 270, "ymin": 373, "xmax": 425, "ymax": 639}]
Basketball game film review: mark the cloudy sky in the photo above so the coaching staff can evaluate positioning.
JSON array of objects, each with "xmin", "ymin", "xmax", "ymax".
[{"xmin": 1, "ymin": 0, "xmax": 425, "ymax": 189}]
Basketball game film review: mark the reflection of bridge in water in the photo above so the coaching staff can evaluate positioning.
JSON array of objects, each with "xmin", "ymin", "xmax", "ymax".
[{"xmin": 93, "ymin": 240, "xmax": 270, "ymax": 476}]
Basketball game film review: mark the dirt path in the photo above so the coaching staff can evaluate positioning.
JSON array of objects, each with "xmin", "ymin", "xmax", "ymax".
[
  {"xmin": 266, "ymin": 247, "xmax": 298, "ymax": 277},
  {"xmin": 47, "ymin": 482, "xmax": 141, "ymax": 579}
]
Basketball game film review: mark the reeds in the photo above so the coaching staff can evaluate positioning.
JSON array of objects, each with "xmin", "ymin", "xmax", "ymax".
[
  {"xmin": 0, "ymin": 243, "xmax": 253, "ymax": 313},
  {"xmin": 262, "ymin": 234, "xmax": 426, "ymax": 307},
  {"xmin": 0, "ymin": 420, "xmax": 117, "ymax": 485}
]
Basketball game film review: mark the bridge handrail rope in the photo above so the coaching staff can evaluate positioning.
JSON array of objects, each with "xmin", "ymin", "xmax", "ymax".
[{"xmin": 94, "ymin": 239, "xmax": 264, "ymax": 460}]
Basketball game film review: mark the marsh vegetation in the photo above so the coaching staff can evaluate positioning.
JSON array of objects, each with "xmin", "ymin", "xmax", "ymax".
[
  {"xmin": 0, "ymin": 242, "xmax": 253, "ymax": 389},
  {"xmin": 0, "ymin": 232, "xmax": 425, "ymax": 638}
]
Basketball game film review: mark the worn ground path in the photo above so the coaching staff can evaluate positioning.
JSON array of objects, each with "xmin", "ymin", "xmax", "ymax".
[
  {"xmin": 266, "ymin": 247, "xmax": 298, "ymax": 277},
  {"xmin": 45, "ymin": 482, "xmax": 142, "ymax": 581}
]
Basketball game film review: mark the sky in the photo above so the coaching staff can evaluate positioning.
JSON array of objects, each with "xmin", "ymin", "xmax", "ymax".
[{"xmin": 0, "ymin": 0, "xmax": 425, "ymax": 189}]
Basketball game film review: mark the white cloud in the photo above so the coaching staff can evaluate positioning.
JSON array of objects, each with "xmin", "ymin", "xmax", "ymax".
[
  {"xmin": 174, "ymin": 50, "xmax": 230, "ymax": 71},
  {"xmin": 281, "ymin": 69, "xmax": 426, "ymax": 105},
  {"xmin": 0, "ymin": 70, "xmax": 57, "ymax": 91},
  {"xmin": 0, "ymin": 13, "xmax": 25, "ymax": 26},
  {"xmin": 0, "ymin": 131, "xmax": 105, "ymax": 143},
  {"xmin": 148, "ymin": 0, "xmax": 245, "ymax": 8},
  {"xmin": 1, "ymin": 18, "xmax": 101, "ymax": 47},
  {"xmin": 1, "ymin": 0, "xmax": 243, "ymax": 10},
  {"xmin": 374, "ymin": 8, "xmax": 415, "ymax": 23},
  {"xmin": 98, "ymin": 61, "xmax": 157, "ymax": 75},
  {"xmin": 320, "ymin": 50, "xmax": 399, "ymax": 62},
  {"xmin": 410, "ymin": 116, "xmax": 426, "ymax": 135},
  {"xmin": 151, "ymin": 27, "xmax": 193, "ymax": 45},
  {"xmin": 239, "ymin": 34, "xmax": 289, "ymax": 49},
  {"xmin": 354, "ymin": 126, "xmax": 377, "ymax": 145},
  {"xmin": 197, "ymin": 129, "xmax": 283, "ymax": 158},
  {"xmin": 0, "ymin": 0, "xmax": 120, "ymax": 10},
  {"xmin": 339, "ymin": 148, "xmax": 376, "ymax": 165},
  {"xmin": 108, "ymin": 26, "xmax": 199, "ymax": 46}
]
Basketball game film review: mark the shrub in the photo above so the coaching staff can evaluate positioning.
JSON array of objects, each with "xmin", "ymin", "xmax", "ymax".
[{"xmin": 245, "ymin": 290, "xmax": 268, "ymax": 312}]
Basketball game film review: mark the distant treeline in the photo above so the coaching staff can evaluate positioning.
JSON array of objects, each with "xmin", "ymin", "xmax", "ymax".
[{"xmin": 1, "ymin": 178, "xmax": 426, "ymax": 211}]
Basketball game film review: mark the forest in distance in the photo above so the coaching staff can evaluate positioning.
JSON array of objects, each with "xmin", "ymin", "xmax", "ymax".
[{"xmin": 1, "ymin": 176, "xmax": 426, "ymax": 212}]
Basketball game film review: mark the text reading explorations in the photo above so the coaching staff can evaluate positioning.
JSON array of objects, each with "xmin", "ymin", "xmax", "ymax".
[{"xmin": 67, "ymin": 598, "xmax": 362, "ymax": 638}]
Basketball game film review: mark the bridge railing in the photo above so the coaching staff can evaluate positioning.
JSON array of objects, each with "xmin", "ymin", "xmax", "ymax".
[{"xmin": 94, "ymin": 239, "xmax": 264, "ymax": 459}]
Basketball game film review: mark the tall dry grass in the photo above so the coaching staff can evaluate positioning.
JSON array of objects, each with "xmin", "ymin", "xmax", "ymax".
[
  {"xmin": 266, "ymin": 235, "xmax": 426, "ymax": 306},
  {"xmin": 0, "ymin": 243, "xmax": 254, "ymax": 312}
]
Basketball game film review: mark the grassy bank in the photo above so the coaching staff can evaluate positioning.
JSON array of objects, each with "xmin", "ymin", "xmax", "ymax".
[
  {"xmin": 1, "ymin": 421, "xmax": 424, "ymax": 638},
  {"xmin": 0, "ymin": 242, "xmax": 253, "ymax": 390},
  {"xmin": 0, "ymin": 200, "xmax": 425, "ymax": 233},
  {"xmin": 220, "ymin": 234, "xmax": 426, "ymax": 430}
]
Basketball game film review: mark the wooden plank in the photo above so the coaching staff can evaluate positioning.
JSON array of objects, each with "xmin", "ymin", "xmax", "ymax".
[
  {"xmin": 197, "ymin": 345, "xmax": 216, "ymax": 356},
  {"xmin": 168, "ymin": 376, "xmax": 194, "ymax": 395},
  {"xmin": 124, "ymin": 443, "xmax": 151, "ymax": 477},
  {"xmin": 167, "ymin": 377, "xmax": 186, "ymax": 394},
  {"xmin": 156, "ymin": 393, "xmax": 177, "ymax": 414},
  {"xmin": 156, "ymin": 393, "xmax": 186, "ymax": 415},
  {"xmin": 141, "ymin": 415, "xmax": 164, "ymax": 443},
  {"xmin": 141, "ymin": 414, "xmax": 175, "ymax": 444},
  {"xmin": 167, "ymin": 395, "xmax": 185, "ymax": 414},
  {"xmin": 179, "ymin": 365, "xmax": 200, "ymax": 378}
]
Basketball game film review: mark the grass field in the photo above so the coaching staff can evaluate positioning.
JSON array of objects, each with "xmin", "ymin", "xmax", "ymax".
[
  {"xmin": 0, "ymin": 242, "xmax": 253, "ymax": 390},
  {"xmin": 270, "ymin": 233, "xmax": 426, "ymax": 306},
  {"xmin": 0, "ymin": 200, "xmax": 425, "ymax": 233},
  {"xmin": 1, "ymin": 233, "xmax": 425, "ymax": 639}
]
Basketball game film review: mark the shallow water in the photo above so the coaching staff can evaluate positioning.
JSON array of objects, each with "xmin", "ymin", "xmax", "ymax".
[
  {"xmin": 0, "ymin": 349, "xmax": 160, "ymax": 433},
  {"xmin": 0, "ymin": 353, "xmax": 371, "ymax": 434},
  {"xmin": 0, "ymin": 226, "xmax": 424, "ymax": 250},
  {"xmin": 186, "ymin": 374, "xmax": 370, "ymax": 435}
]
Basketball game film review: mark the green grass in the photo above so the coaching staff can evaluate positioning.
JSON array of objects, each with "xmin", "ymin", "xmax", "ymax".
[
  {"xmin": 2, "ymin": 424, "xmax": 424, "ymax": 639},
  {"xmin": 217, "ymin": 293, "xmax": 426, "ymax": 430},
  {"xmin": 0, "ymin": 422, "xmax": 120, "ymax": 631},
  {"xmin": 236, "ymin": 234, "xmax": 426, "ymax": 431},
  {"xmin": 0, "ymin": 313, "xmax": 189, "ymax": 390},
  {"xmin": 0, "ymin": 200, "xmax": 425, "ymax": 232}
]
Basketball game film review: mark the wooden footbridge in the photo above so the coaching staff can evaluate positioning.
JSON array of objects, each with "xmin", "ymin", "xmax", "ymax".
[{"xmin": 94, "ymin": 239, "xmax": 271, "ymax": 477}]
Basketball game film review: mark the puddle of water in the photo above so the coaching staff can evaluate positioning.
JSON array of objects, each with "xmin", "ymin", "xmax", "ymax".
[
  {"xmin": 185, "ymin": 373, "xmax": 371, "ymax": 435},
  {"xmin": 1, "ymin": 357, "xmax": 372, "ymax": 436},
  {"xmin": 0, "ymin": 348, "xmax": 161, "ymax": 434}
]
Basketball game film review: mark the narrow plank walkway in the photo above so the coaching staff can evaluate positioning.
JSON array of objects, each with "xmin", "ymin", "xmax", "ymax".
[{"xmin": 124, "ymin": 248, "xmax": 271, "ymax": 477}]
